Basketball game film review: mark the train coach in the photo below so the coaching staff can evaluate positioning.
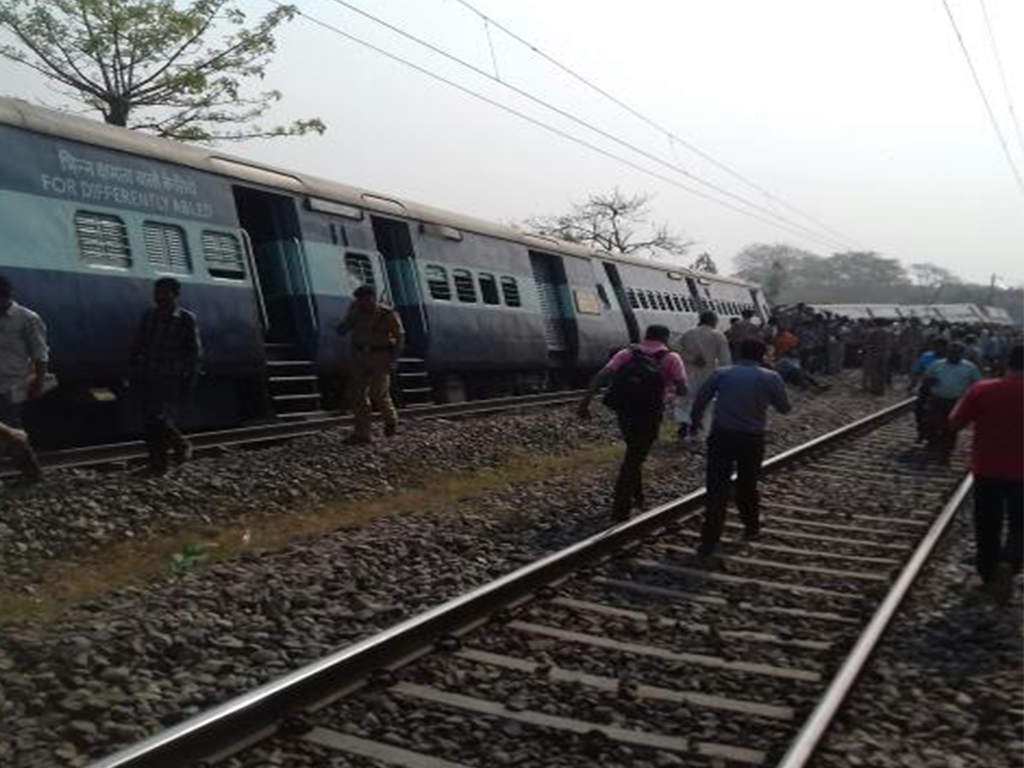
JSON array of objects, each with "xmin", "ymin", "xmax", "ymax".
[{"xmin": 0, "ymin": 98, "xmax": 769, "ymax": 447}]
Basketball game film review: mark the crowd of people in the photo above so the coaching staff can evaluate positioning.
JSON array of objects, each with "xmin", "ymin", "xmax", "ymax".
[{"xmin": 578, "ymin": 307, "xmax": 1023, "ymax": 603}]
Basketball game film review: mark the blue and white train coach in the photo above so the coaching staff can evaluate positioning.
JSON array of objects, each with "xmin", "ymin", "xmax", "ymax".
[{"xmin": 0, "ymin": 98, "xmax": 769, "ymax": 446}]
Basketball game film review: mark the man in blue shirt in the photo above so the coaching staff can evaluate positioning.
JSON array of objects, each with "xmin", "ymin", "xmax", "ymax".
[
  {"xmin": 690, "ymin": 339, "xmax": 792, "ymax": 559},
  {"xmin": 908, "ymin": 338, "xmax": 947, "ymax": 442},
  {"xmin": 923, "ymin": 342, "xmax": 980, "ymax": 462}
]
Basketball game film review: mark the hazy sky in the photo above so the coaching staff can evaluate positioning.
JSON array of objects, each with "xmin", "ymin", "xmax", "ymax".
[{"xmin": 2, "ymin": 0, "xmax": 1022, "ymax": 285}]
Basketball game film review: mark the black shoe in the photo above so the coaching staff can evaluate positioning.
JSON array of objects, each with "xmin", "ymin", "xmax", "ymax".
[
  {"xmin": 384, "ymin": 423, "xmax": 397, "ymax": 437},
  {"xmin": 343, "ymin": 433, "xmax": 372, "ymax": 446},
  {"xmin": 740, "ymin": 524, "xmax": 760, "ymax": 541},
  {"xmin": 633, "ymin": 492, "xmax": 645, "ymax": 510},
  {"xmin": 172, "ymin": 441, "xmax": 193, "ymax": 465}
]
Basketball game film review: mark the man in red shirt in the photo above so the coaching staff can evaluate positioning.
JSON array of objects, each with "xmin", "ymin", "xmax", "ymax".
[{"xmin": 949, "ymin": 344, "xmax": 1024, "ymax": 604}]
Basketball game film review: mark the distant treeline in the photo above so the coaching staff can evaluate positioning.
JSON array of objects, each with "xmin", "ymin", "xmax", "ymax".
[{"xmin": 733, "ymin": 244, "xmax": 1022, "ymax": 322}]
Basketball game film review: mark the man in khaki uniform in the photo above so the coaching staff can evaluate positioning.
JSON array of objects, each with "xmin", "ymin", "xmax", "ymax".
[
  {"xmin": 675, "ymin": 310, "xmax": 732, "ymax": 441},
  {"xmin": 337, "ymin": 285, "xmax": 405, "ymax": 444}
]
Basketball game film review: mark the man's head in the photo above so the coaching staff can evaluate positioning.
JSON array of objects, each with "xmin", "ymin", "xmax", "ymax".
[
  {"xmin": 729, "ymin": 317, "xmax": 739, "ymax": 326},
  {"xmin": 1008, "ymin": 344, "xmax": 1023, "ymax": 374},
  {"xmin": 698, "ymin": 310, "xmax": 717, "ymax": 328},
  {"xmin": 644, "ymin": 324, "xmax": 670, "ymax": 344},
  {"xmin": 947, "ymin": 342, "xmax": 964, "ymax": 364},
  {"xmin": 739, "ymin": 338, "xmax": 766, "ymax": 362},
  {"xmin": 353, "ymin": 284, "xmax": 377, "ymax": 312},
  {"xmin": 933, "ymin": 338, "xmax": 949, "ymax": 355},
  {"xmin": 153, "ymin": 277, "xmax": 181, "ymax": 312},
  {"xmin": 0, "ymin": 275, "xmax": 11, "ymax": 311},
  {"xmin": 741, "ymin": 309, "xmax": 754, "ymax": 320}
]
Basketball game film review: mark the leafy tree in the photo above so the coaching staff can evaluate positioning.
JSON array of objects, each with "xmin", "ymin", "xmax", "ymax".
[
  {"xmin": 525, "ymin": 189, "xmax": 693, "ymax": 261},
  {"xmin": 0, "ymin": 0, "xmax": 325, "ymax": 142},
  {"xmin": 689, "ymin": 252, "xmax": 718, "ymax": 274}
]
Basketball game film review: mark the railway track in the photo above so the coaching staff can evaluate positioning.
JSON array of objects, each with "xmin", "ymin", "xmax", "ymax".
[
  {"xmin": 3, "ymin": 390, "xmax": 585, "ymax": 477},
  {"xmin": 90, "ymin": 398, "xmax": 971, "ymax": 768}
]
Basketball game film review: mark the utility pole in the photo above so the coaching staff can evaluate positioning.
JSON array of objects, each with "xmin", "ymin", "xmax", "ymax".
[{"xmin": 987, "ymin": 273, "xmax": 999, "ymax": 306}]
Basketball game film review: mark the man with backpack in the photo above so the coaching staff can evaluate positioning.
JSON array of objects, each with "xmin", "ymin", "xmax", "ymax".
[
  {"xmin": 578, "ymin": 324, "xmax": 687, "ymax": 522},
  {"xmin": 690, "ymin": 338, "xmax": 791, "ymax": 561}
]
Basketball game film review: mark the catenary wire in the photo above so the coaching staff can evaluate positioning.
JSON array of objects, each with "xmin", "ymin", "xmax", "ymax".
[
  {"xmin": 451, "ymin": 0, "xmax": 863, "ymax": 247},
  {"xmin": 939, "ymin": 0, "xmax": 1024, "ymax": 195},
  {"xmin": 280, "ymin": 2, "xmax": 850, "ymax": 249},
  {"xmin": 978, "ymin": 0, "xmax": 1024, "ymax": 160},
  {"xmin": 320, "ymin": 0, "xmax": 855, "ymax": 250}
]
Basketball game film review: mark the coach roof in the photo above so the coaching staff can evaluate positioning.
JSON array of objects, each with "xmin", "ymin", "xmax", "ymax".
[{"xmin": 0, "ymin": 97, "xmax": 759, "ymax": 292}]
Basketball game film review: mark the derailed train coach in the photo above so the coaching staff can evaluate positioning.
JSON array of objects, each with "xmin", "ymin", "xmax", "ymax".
[{"xmin": 0, "ymin": 98, "xmax": 769, "ymax": 447}]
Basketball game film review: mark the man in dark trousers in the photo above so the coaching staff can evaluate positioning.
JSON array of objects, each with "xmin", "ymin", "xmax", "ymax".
[
  {"xmin": 949, "ymin": 344, "xmax": 1024, "ymax": 605},
  {"xmin": 578, "ymin": 324, "xmax": 687, "ymax": 522},
  {"xmin": 131, "ymin": 277, "xmax": 202, "ymax": 475},
  {"xmin": 691, "ymin": 338, "xmax": 791, "ymax": 560}
]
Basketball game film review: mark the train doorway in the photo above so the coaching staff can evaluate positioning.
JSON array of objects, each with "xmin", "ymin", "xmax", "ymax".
[
  {"xmin": 602, "ymin": 262, "xmax": 639, "ymax": 342},
  {"xmin": 233, "ymin": 187, "xmax": 316, "ymax": 347},
  {"xmin": 370, "ymin": 216, "xmax": 428, "ymax": 357},
  {"xmin": 528, "ymin": 250, "xmax": 574, "ymax": 358}
]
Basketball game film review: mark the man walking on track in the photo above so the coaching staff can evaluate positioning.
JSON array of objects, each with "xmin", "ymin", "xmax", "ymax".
[
  {"xmin": 676, "ymin": 311, "xmax": 731, "ymax": 441},
  {"xmin": 131, "ymin": 277, "xmax": 202, "ymax": 475},
  {"xmin": 923, "ymin": 342, "xmax": 980, "ymax": 462},
  {"xmin": 578, "ymin": 324, "xmax": 687, "ymax": 522},
  {"xmin": 690, "ymin": 338, "xmax": 791, "ymax": 560},
  {"xmin": 337, "ymin": 285, "xmax": 405, "ymax": 445},
  {"xmin": 949, "ymin": 344, "xmax": 1023, "ymax": 605}
]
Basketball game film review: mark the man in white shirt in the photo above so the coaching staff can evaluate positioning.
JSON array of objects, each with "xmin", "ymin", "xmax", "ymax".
[
  {"xmin": 675, "ymin": 310, "xmax": 731, "ymax": 440},
  {"xmin": 0, "ymin": 275, "xmax": 47, "ymax": 481}
]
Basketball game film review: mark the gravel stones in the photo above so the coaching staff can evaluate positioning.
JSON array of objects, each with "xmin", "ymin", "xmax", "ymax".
[{"xmin": 0, "ymin": 374, "xmax": 925, "ymax": 766}]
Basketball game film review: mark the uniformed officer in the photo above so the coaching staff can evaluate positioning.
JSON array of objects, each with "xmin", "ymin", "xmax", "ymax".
[{"xmin": 337, "ymin": 285, "xmax": 405, "ymax": 444}]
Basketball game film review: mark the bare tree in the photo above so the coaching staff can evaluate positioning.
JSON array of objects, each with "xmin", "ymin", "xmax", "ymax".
[
  {"xmin": 689, "ymin": 251, "xmax": 718, "ymax": 274},
  {"xmin": 525, "ymin": 189, "xmax": 693, "ymax": 261},
  {"xmin": 909, "ymin": 262, "xmax": 960, "ymax": 302},
  {"xmin": 0, "ymin": 0, "xmax": 325, "ymax": 142}
]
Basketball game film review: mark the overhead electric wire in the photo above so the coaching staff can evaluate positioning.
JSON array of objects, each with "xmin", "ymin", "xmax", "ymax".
[
  {"xmin": 978, "ymin": 0, "xmax": 1024, "ymax": 160},
  {"xmin": 939, "ymin": 0, "xmax": 1024, "ymax": 195},
  {"xmin": 451, "ymin": 0, "xmax": 862, "ymax": 247},
  {"xmin": 281, "ymin": 2, "xmax": 850, "ymax": 249},
  {"xmin": 320, "ymin": 0, "xmax": 854, "ymax": 250}
]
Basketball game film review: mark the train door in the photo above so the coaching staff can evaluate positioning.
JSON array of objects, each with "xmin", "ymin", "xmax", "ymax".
[
  {"xmin": 685, "ymin": 277, "xmax": 705, "ymax": 310},
  {"xmin": 232, "ymin": 186, "xmax": 318, "ymax": 348},
  {"xmin": 370, "ymin": 216, "xmax": 428, "ymax": 357},
  {"xmin": 749, "ymin": 288, "xmax": 769, "ymax": 322},
  {"xmin": 602, "ymin": 262, "xmax": 639, "ymax": 342},
  {"xmin": 528, "ymin": 251, "xmax": 574, "ymax": 358}
]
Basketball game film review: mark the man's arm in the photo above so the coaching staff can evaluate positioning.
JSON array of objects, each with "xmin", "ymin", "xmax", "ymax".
[
  {"xmin": 768, "ymin": 372, "xmax": 792, "ymax": 414},
  {"xmin": 716, "ymin": 333, "xmax": 732, "ymax": 366},
  {"xmin": 577, "ymin": 367, "xmax": 614, "ymax": 418},
  {"xmin": 689, "ymin": 371, "xmax": 720, "ymax": 430},
  {"xmin": 336, "ymin": 304, "xmax": 357, "ymax": 336},
  {"xmin": 24, "ymin": 313, "xmax": 49, "ymax": 399},
  {"xmin": 948, "ymin": 385, "xmax": 977, "ymax": 432}
]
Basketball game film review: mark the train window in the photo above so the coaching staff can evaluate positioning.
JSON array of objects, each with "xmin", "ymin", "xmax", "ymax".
[
  {"xmin": 201, "ymin": 231, "xmax": 245, "ymax": 279},
  {"xmin": 637, "ymin": 290, "xmax": 649, "ymax": 309},
  {"xmin": 74, "ymin": 211, "xmax": 131, "ymax": 269},
  {"xmin": 425, "ymin": 264, "xmax": 451, "ymax": 300},
  {"xmin": 625, "ymin": 287, "xmax": 640, "ymax": 309},
  {"xmin": 656, "ymin": 293, "xmax": 668, "ymax": 311},
  {"xmin": 478, "ymin": 272, "xmax": 500, "ymax": 305},
  {"xmin": 345, "ymin": 253, "xmax": 376, "ymax": 290},
  {"xmin": 646, "ymin": 290, "xmax": 658, "ymax": 310},
  {"xmin": 143, "ymin": 222, "xmax": 191, "ymax": 274},
  {"xmin": 453, "ymin": 268, "xmax": 477, "ymax": 303},
  {"xmin": 500, "ymin": 276, "xmax": 521, "ymax": 307},
  {"xmin": 672, "ymin": 295, "xmax": 684, "ymax": 312}
]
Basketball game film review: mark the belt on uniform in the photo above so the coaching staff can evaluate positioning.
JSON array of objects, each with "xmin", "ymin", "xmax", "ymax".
[{"xmin": 353, "ymin": 344, "xmax": 394, "ymax": 352}]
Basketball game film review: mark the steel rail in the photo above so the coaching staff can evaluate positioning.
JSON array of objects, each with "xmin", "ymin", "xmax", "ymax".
[
  {"xmin": 3, "ymin": 390, "xmax": 585, "ymax": 476},
  {"xmin": 775, "ymin": 471, "xmax": 974, "ymax": 767},
  {"xmin": 90, "ymin": 397, "xmax": 915, "ymax": 768}
]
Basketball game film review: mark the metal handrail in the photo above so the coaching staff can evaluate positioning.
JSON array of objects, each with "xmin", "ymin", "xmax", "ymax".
[
  {"xmin": 775, "ymin": 472, "xmax": 974, "ymax": 767},
  {"xmin": 89, "ymin": 398, "xmax": 916, "ymax": 768},
  {"xmin": 238, "ymin": 228, "xmax": 269, "ymax": 330},
  {"xmin": 292, "ymin": 237, "xmax": 319, "ymax": 334}
]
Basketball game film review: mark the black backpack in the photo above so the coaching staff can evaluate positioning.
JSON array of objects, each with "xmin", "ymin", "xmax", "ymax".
[{"xmin": 602, "ymin": 346, "xmax": 667, "ymax": 415}]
